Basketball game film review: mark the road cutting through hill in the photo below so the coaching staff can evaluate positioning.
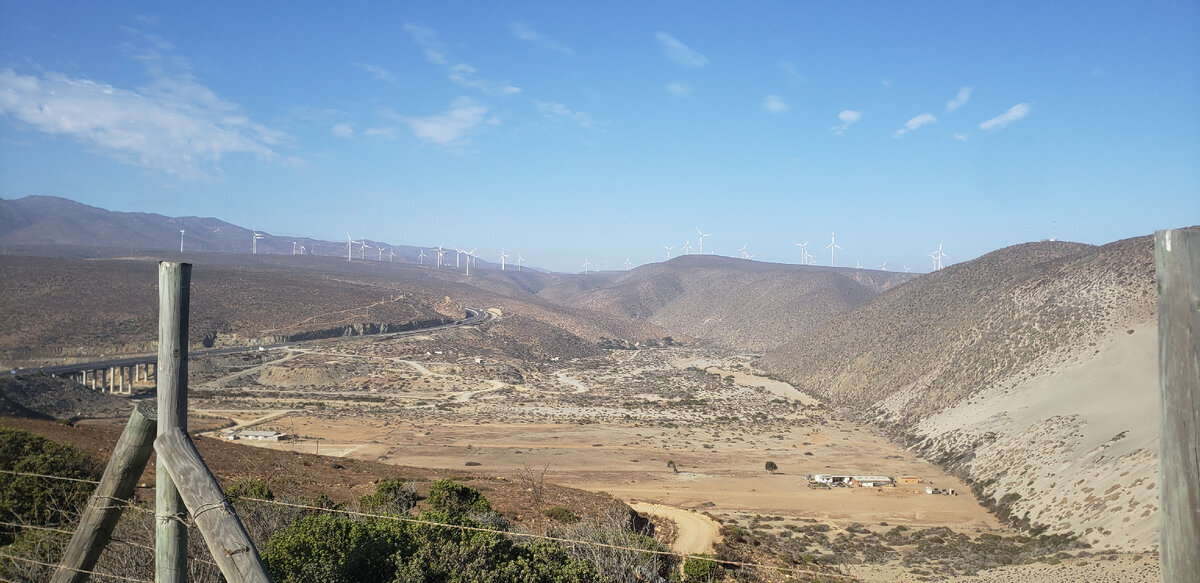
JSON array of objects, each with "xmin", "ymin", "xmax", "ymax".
[{"xmin": 629, "ymin": 502, "xmax": 721, "ymax": 555}]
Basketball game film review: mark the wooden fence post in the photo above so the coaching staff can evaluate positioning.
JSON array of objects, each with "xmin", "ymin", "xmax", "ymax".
[
  {"xmin": 155, "ymin": 428, "xmax": 271, "ymax": 582},
  {"xmin": 51, "ymin": 401, "xmax": 157, "ymax": 583},
  {"xmin": 156, "ymin": 262, "xmax": 190, "ymax": 583},
  {"xmin": 1155, "ymin": 227, "xmax": 1200, "ymax": 583}
]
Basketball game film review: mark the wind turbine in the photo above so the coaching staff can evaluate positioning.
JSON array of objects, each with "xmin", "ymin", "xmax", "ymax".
[
  {"xmin": 824, "ymin": 232, "xmax": 843, "ymax": 267},
  {"xmin": 877, "ymin": 260, "xmax": 887, "ymax": 271},
  {"xmin": 682, "ymin": 239, "xmax": 693, "ymax": 255},
  {"xmin": 292, "ymin": 241, "xmax": 298, "ymax": 255},
  {"xmin": 418, "ymin": 248, "xmax": 427, "ymax": 265},
  {"xmin": 663, "ymin": 245, "xmax": 674, "ymax": 260},
  {"xmin": 299, "ymin": 245, "xmax": 307, "ymax": 255},
  {"xmin": 696, "ymin": 227, "xmax": 712, "ymax": 255},
  {"xmin": 388, "ymin": 248, "xmax": 396, "ymax": 262},
  {"xmin": 795, "ymin": 240, "xmax": 811, "ymax": 265},
  {"xmin": 435, "ymin": 244, "xmax": 445, "ymax": 268},
  {"xmin": 929, "ymin": 241, "xmax": 949, "ymax": 270},
  {"xmin": 624, "ymin": 257, "xmax": 631, "ymax": 270},
  {"xmin": 500, "ymin": 248, "xmax": 510, "ymax": 271},
  {"xmin": 855, "ymin": 260, "xmax": 862, "ymax": 269},
  {"xmin": 179, "ymin": 230, "xmax": 185, "ymax": 253},
  {"xmin": 346, "ymin": 234, "xmax": 355, "ymax": 261},
  {"xmin": 453, "ymin": 248, "xmax": 463, "ymax": 268},
  {"xmin": 582, "ymin": 258, "xmax": 591, "ymax": 275},
  {"xmin": 376, "ymin": 245, "xmax": 385, "ymax": 261},
  {"xmin": 904, "ymin": 265, "xmax": 911, "ymax": 273},
  {"xmin": 517, "ymin": 253, "xmax": 525, "ymax": 271},
  {"xmin": 252, "ymin": 232, "xmax": 265, "ymax": 254},
  {"xmin": 604, "ymin": 259, "xmax": 610, "ymax": 271},
  {"xmin": 739, "ymin": 243, "xmax": 751, "ymax": 259},
  {"xmin": 464, "ymin": 248, "xmax": 477, "ymax": 275}
]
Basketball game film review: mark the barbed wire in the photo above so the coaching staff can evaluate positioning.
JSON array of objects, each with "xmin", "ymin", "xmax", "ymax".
[
  {"xmin": 0, "ymin": 552, "xmax": 153, "ymax": 583},
  {"xmin": 3, "ymin": 468, "xmax": 859, "ymax": 581},
  {"xmin": 0, "ymin": 468, "xmax": 100, "ymax": 485}
]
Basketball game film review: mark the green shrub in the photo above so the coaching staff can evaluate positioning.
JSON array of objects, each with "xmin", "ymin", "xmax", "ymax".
[
  {"xmin": 543, "ymin": 506, "xmax": 579, "ymax": 523},
  {"xmin": 0, "ymin": 428, "xmax": 98, "ymax": 545},
  {"xmin": 226, "ymin": 477, "xmax": 274, "ymax": 501},
  {"xmin": 359, "ymin": 479, "xmax": 418, "ymax": 515},
  {"xmin": 427, "ymin": 479, "xmax": 492, "ymax": 517},
  {"xmin": 682, "ymin": 554, "xmax": 719, "ymax": 582}
]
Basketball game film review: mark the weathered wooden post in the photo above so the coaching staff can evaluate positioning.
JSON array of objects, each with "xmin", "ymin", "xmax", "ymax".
[
  {"xmin": 157, "ymin": 261, "xmax": 190, "ymax": 583},
  {"xmin": 156, "ymin": 429, "xmax": 271, "ymax": 582},
  {"xmin": 52, "ymin": 401, "xmax": 157, "ymax": 583},
  {"xmin": 1155, "ymin": 227, "xmax": 1199, "ymax": 583}
]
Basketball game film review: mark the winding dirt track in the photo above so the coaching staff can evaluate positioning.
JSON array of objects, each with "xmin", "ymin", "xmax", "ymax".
[{"xmin": 630, "ymin": 502, "xmax": 721, "ymax": 555}]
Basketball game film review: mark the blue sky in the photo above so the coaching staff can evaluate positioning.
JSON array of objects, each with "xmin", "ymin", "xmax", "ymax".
[{"xmin": 2, "ymin": 1, "xmax": 1197, "ymax": 272}]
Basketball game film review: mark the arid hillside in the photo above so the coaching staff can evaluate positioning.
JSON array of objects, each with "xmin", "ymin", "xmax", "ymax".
[
  {"xmin": 0, "ymin": 252, "xmax": 669, "ymax": 366},
  {"xmin": 760, "ymin": 235, "xmax": 1162, "ymax": 551},
  {"xmin": 538, "ymin": 254, "xmax": 914, "ymax": 352}
]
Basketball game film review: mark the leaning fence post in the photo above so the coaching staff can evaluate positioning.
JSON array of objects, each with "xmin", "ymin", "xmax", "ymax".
[
  {"xmin": 51, "ymin": 401, "xmax": 157, "ymax": 583},
  {"xmin": 156, "ymin": 262, "xmax": 190, "ymax": 583},
  {"xmin": 1155, "ymin": 227, "xmax": 1200, "ymax": 583}
]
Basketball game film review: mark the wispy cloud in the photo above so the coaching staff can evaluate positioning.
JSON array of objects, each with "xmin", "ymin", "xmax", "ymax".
[
  {"xmin": 396, "ymin": 98, "xmax": 489, "ymax": 146},
  {"xmin": 894, "ymin": 112, "xmax": 937, "ymax": 138},
  {"xmin": 946, "ymin": 86, "xmax": 972, "ymax": 112},
  {"xmin": 655, "ymin": 32, "xmax": 708, "ymax": 68},
  {"xmin": 331, "ymin": 123, "xmax": 354, "ymax": 138},
  {"xmin": 509, "ymin": 22, "xmax": 572, "ymax": 55},
  {"xmin": 979, "ymin": 103, "xmax": 1031, "ymax": 131},
  {"xmin": 404, "ymin": 24, "xmax": 520, "ymax": 96},
  {"xmin": 534, "ymin": 100, "xmax": 594, "ymax": 128},
  {"xmin": 763, "ymin": 94, "xmax": 789, "ymax": 114},
  {"xmin": 354, "ymin": 63, "xmax": 397, "ymax": 83},
  {"xmin": 402, "ymin": 24, "xmax": 448, "ymax": 65},
  {"xmin": 0, "ymin": 33, "xmax": 291, "ymax": 180},
  {"xmin": 665, "ymin": 81, "xmax": 694, "ymax": 98},
  {"xmin": 954, "ymin": 133, "xmax": 969, "ymax": 142},
  {"xmin": 778, "ymin": 61, "xmax": 805, "ymax": 83},
  {"xmin": 830, "ymin": 109, "xmax": 862, "ymax": 135}
]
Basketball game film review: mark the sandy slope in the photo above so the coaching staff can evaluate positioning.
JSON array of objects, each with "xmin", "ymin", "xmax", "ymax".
[{"xmin": 900, "ymin": 322, "xmax": 1159, "ymax": 551}]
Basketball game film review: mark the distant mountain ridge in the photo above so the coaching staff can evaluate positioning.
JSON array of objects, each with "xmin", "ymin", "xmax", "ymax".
[{"xmin": 0, "ymin": 195, "xmax": 484, "ymax": 267}]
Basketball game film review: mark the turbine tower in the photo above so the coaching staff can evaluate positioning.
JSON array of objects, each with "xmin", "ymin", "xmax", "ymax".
[
  {"xmin": 454, "ymin": 248, "xmax": 463, "ymax": 268},
  {"xmin": 179, "ymin": 230, "xmax": 185, "ymax": 253},
  {"xmin": 795, "ymin": 240, "xmax": 811, "ymax": 265},
  {"xmin": 517, "ymin": 253, "xmax": 525, "ymax": 271},
  {"xmin": 696, "ymin": 227, "xmax": 712, "ymax": 255},
  {"xmin": 435, "ymin": 244, "xmax": 445, "ymax": 268},
  {"xmin": 624, "ymin": 257, "xmax": 632, "ymax": 270},
  {"xmin": 500, "ymin": 249, "xmax": 510, "ymax": 271},
  {"xmin": 388, "ymin": 248, "xmax": 396, "ymax": 262},
  {"xmin": 252, "ymin": 232, "xmax": 265, "ymax": 254},
  {"xmin": 663, "ymin": 245, "xmax": 674, "ymax": 260},
  {"xmin": 376, "ymin": 245, "xmax": 385, "ymax": 261},
  {"xmin": 929, "ymin": 241, "xmax": 949, "ymax": 270},
  {"xmin": 292, "ymin": 241, "xmax": 298, "ymax": 255},
  {"xmin": 464, "ymin": 248, "xmax": 477, "ymax": 275},
  {"xmin": 346, "ymin": 234, "xmax": 356, "ymax": 261},
  {"xmin": 582, "ymin": 258, "xmax": 591, "ymax": 275},
  {"xmin": 418, "ymin": 248, "xmax": 426, "ymax": 265},
  {"xmin": 824, "ymin": 232, "xmax": 843, "ymax": 267}
]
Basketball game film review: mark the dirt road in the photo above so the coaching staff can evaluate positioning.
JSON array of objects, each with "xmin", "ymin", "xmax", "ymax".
[{"xmin": 630, "ymin": 502, "xmax": 721, "ymax": 555}]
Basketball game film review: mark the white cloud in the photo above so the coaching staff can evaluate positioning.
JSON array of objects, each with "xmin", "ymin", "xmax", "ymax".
[
  {"xmin": 401, "ymin": 98, "xmax": 488, "ymax": 145},
  {"xmin": 665, "ymin": 81, "xmax": 694, "ymax": 98},
  {"xmin": 509, "ymin": 22, "xmax": 572, "ymax": 55},
  {"xmin": 979, "ymin": 103, "xmax": 1031, "ymax": 131},
  {"xmin": 830, "ymin": 109, "xmax": 862, "ymax": 134},
  {"xmin": 361, "ymin": 126, "xmax": 398, "ymax": 139},
  {"xmin": 404, "ymin": 24, "xmax": 520, "ymax": 97},
  {"xmin": 946, "ymin": 86, "xmax": 972, "ymax": 111},
  {"xmin": 655, "ymin": 32, "xmax": 708, "ymax": 68},
  {"xmin": 763, "ymin": 94, "xmax": 789, "ymax": 114},
  {"xmin": 0, "ymin": 67, "xmax": 289, "ymax": 179},
  {"xmin": 331, "ymin": 123, "xmax": 354, "ymax": 138},
  {"xmin": 447, "ymin": 63, "xmax": 520, "ymax": 96},
  {"xmin": 954, "ymin": 133, "xmax": 969, "ymax": 142},
  {"xmin": 534, "ymin": 100, "xmax": 594, "ymax": 128},
  {"xmin": 354, "ymin": 63, "xmax": 397, "ymax": 83},
  {"xmin": 894, "ymin": 112, "xmax": 937, "ymax": 137},
  {"xmin": 402, "ymin": 24, "xmax": 448, "ymax": 65}
]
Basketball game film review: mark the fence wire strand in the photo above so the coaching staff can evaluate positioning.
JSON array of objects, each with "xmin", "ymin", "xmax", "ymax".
[{"xmin": 4, "ymin": 468, "xmax": 859, "ymax": 581}]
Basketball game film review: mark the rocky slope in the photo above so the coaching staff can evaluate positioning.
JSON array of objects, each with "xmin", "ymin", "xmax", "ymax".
[{"xmin": 760, "ymin": 236, "xmax": 1161, "ymax": 551}]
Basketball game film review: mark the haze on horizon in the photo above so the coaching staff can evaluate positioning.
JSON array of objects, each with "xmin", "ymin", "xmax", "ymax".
[{"xmin": 1, "ymin": 1, "xmax": 1197, "ymax": 272}]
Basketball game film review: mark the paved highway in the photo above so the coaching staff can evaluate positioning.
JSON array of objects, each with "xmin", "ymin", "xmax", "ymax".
[{"xmin": 12, "ymin": 307, "xmax": 489, "ymax": 378}]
